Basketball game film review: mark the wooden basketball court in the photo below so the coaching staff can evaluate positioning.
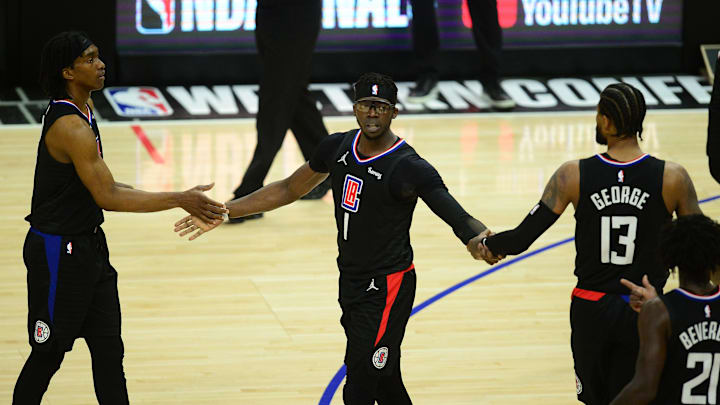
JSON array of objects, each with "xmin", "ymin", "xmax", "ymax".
[{"xmin": 1, "ymin": 109, "xmax": 718, "ymax": 404}]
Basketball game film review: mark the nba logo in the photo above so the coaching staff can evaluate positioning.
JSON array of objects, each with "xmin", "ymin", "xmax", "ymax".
[
  {"xmin": 371, "ymin": 84, "xmax": 379, "ymax": 96},
  {"xmin": 341, "ymin": 175, "xmax": 363, "ymax": 213},
  {"xmin": 136, "ymin": 0, "xmax": 176, "ymax": 34},
  {"xmin": 103, "ymin": 87, "xmax": 174, "ymax": 117}
]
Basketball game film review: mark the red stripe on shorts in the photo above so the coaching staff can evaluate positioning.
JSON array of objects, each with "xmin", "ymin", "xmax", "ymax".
[
  {"xmin": 571, "ymin": 287, "xmax": 606, "ymax": 301},
  {"xmin": 374, "ymin": 263, "xmax": 415, "ymax": 347}
]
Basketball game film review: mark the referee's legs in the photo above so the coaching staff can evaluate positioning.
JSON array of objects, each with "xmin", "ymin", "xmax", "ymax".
[
  {"xmin": 710, "ymin": 156, "xmax": 720, "ymax": 185},
  {"xmin": 13, "ymin": 348, "xmax": 66, "ymax": 404}
]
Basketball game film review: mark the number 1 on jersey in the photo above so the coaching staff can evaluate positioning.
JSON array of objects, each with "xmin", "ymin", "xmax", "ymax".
[
  {"xmin": 343, "ymin": 212, "xmax": 349, "ymax": 241},
  {"xmin": 600, "ymin": 216, "xmax": 637, "ymax": 265}
]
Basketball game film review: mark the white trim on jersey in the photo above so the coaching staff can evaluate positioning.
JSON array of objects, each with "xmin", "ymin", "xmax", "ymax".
[
  {"xmin": 676, "ymin": 287, "xmax": 720, "ymax": 301},
  {"xmin": 351, "ymin": 129, "xmax": 406, "ymax": 164},
  {"xmin": 594, "ymin": 153, "xmax": 650, "ymax": 167},
  {"xmin": 52, "ymin": 99, "xmax": 93, "ymax": 124}
]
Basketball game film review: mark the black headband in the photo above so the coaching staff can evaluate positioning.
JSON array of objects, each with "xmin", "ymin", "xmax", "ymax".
[{"xmin": 353, "ymin": 81, "xmax": 397, "ymax": 104}]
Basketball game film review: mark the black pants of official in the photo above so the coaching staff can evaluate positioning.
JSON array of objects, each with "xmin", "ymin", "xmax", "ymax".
[
  {"xmin": 233, "ymin": 0, "xmax": 329, "ymax": 198},
  {"xmin": 409, "ymin": 0, "xmax": 502, "ymax": 83},
  {"xmin": 709, "ymin": 58, "xmax": 720, "ymax": 185}
]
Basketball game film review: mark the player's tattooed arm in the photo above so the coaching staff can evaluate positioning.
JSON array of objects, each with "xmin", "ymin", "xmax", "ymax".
[{"xmin": 540, "ymin": 160, "xmax": 579, "ymax": 215}]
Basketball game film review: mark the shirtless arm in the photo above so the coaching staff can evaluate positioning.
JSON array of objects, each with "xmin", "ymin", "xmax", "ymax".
[
  {"xmin": 663, "ymin": 161, "xmax": 702, "ymax": 216},
  {"xmin": 476, "ymin": 160, "xmax": 579, "ymax": 256}
]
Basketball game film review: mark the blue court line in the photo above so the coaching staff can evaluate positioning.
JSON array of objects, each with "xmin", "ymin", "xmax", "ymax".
[{"xmin": 318, "ymin": 194, "xmax": 720, "ymax": 405}]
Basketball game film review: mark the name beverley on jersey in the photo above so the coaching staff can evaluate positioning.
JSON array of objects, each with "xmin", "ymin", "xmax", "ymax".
[
  {"xmin": 589, "ymin": 186, "xmax": 650, "ymax": 211},
  {"xmin": 679, "ymin": 320, "xmax": 720, "ymax": 350}
]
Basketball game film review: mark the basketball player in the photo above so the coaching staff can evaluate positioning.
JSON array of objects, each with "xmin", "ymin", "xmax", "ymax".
[
  {"xmin": 175, "ymin": 72, "xmax": 496, "ymax": 404},
  {"xmin": 610, "ymin": 214, "xmax": 720, "ymax": 404},
  {"xmin": 469, "ymin": 83, "xmax": 703, "ymax": 404},
  {"xmin": 14, "ymin": 32, "xmax": 227, "ymax": 405}
]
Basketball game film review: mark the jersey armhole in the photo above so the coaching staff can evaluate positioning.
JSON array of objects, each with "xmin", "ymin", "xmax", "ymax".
[{"xmin": 573, "ymin": 159, "xmax": 587, "ymax": 218}]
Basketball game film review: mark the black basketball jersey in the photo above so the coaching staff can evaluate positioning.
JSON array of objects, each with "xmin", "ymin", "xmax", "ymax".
[
  {"xmin": 324, "ymin": 129, "xmax": 418, "ymax": 278},
  {"xmin": 574, "ymin": 153, "xmax": 670, "ymax": 293},
  {"xmin": 654, "ymin": 288, "xmax": 720, "ymax": 404},
  {"xmin": 25, "ymin": 100, "xmax": 104, "ymax": 235}
]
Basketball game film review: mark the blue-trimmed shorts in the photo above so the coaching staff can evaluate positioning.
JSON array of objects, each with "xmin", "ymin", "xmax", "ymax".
[{"xmin": 23, "ymin": 226, "xmax": 121, "ymax": 352}]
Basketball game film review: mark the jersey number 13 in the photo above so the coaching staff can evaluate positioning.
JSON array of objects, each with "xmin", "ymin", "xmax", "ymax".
[{"xmin": 600, "ymin": 216, "xmax": 637, "ymax": 265}]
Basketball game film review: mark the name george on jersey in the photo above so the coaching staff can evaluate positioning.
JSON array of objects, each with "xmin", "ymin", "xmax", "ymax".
[
  {"xmin": 589, "ymin": 186, "xmax": 650, "ymax": 211},
  {"xmin": 679, "ymin": 320, "xmax": 720, "ymax": 350}
]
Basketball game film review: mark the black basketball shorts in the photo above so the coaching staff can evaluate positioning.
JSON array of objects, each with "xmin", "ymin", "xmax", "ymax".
[
  {"xmin": 23, "ymin": 226, "xmax": 121, "ymax": 352},
  {"xmin": 570, "ymin": 288, "xmax": 639, "ymax": 405},
  {"xmin": 339, "ymin": 265, "xmax": 417, "ymax": 376}
]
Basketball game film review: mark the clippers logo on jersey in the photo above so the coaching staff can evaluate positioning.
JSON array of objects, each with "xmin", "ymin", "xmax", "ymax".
[
  {"xmin": 341, "ymin": 175, "xmax": 363, "ymax": 213},
  {"xmin": 66, "ymin": 242, "xmax": 73, "ymax": 255},
  {"xmin": 104, "ymin": 87, "xmax": 174, "ymax": 117},
  {"xmin": 136, "ymin": 0, "xmax": 176, "ymax": 34},
  {"xmin": 371, "ymin": 84, "xmax": 379, "ymax": 95},
  {"xmin": 34, "ymin": 320, "xmax": 50, "ymax": 344},
  {"xmin": 618, "ymin": 170, "xmax": 625, "ymax": 183},
  {"xmin": 372, "ymin": 347, "xmax": 388, "ymax": 369}
]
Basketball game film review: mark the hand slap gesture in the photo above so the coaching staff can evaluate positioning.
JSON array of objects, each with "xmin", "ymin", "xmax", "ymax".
[
  {"xmin": 178, "ymin": 183, "xmax": 228, "ymax": 224},
  {"xmin": 174, "ymin": 215, "xmax": 222, "ymax": 241}
]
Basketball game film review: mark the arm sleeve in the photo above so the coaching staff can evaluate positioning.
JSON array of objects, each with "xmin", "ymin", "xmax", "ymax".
[
  {"xmin": 393, "ymin": 156, "xmax": 486, "ymax": 245},
  {"xmin": 484, "ymin": 201, "xmax": 560, "ymax": 256},
  {"xmin": 308, "ymin": 132, "xmax": 345, "ymax": 173}
]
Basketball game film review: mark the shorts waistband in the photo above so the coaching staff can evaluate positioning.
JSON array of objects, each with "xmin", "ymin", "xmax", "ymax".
[
  {"xmin": 31, "ymin": 226, "xmax": 100, "ymax": 238},
  {"xmin": 571, "ymin": 287, "xmax": 629, "ymax": 303}
]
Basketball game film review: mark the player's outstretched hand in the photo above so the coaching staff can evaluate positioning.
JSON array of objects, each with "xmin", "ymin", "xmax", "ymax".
[
  {"xmin": 174, "ymin": 215, "xmax": 221, "ymax": 241},
  {"xmin": 620, "ymin": 274, "xmax": 658, "ymax": 313},
  {"xmin": 467, "ymin": 229, "xmax": 505, "ymax": 265},
  {"xmin": 179, "ymin": 183, "xmax": 228, "ymax": 224}
]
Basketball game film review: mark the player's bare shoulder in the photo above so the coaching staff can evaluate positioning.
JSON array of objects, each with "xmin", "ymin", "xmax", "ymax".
[
  {"xmin": 559, "ymin": 160, "xmax": 580, "ymax": 179},
  {"xmin": 663, "ymin": 160, "xmax": 689, "ymax": 184},
  {"xmin": 45, "ymin": 114, "xmax": 98, "ymax": 164},
  {"xmin": 662, "ymin": 160, "xmax": 701, "ymax": 216}
]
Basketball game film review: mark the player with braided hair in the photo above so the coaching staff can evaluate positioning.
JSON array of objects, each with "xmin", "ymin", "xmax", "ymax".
[{"xmin": 468, "ymin": 82, "xmax": 703, "ymax": 404}]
